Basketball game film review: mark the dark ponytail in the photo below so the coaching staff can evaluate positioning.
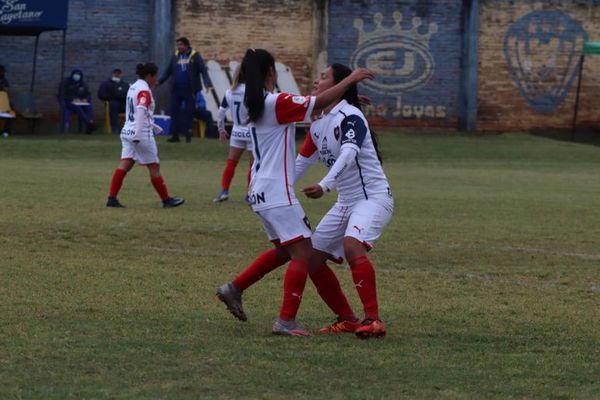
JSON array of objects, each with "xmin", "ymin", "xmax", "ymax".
[
  {"xmin": 136, "ymin": 62, "xmax": 158, "ymax": 79},
  {"xmin": 242, "ymin": 48, "xmax": 275, "ymax": 122},
  {"xmin": 330, "ymin": 63, "xmax": 382, "ymax": 163}
]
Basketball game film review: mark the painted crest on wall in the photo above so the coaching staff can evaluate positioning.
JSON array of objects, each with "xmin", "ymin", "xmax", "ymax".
[
  {"xmin": 503, "ymin": 11, "xmax": 588, "ymax": 114},
  {"xmin": 351, "ymin": 11, "xmax": 438, "ymax": 94}
]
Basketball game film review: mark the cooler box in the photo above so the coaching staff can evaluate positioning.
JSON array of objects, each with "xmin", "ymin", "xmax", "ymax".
[{"xmin": 153, "ymin": 115, "xmax": 171, "ymax": 135}]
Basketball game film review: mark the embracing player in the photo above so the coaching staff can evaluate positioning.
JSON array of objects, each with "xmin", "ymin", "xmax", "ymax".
[{"xmin": 296, "ymin": 63, "xmax": 393, "ymax": 338}]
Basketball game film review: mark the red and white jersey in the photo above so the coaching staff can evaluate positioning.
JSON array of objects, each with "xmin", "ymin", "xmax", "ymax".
[
  {"xmin": 300, "ymin": 100, "xmax": 390, "ymax": 204},
  {"xmin": 121, "ymin": 79, "xmax": 155, "ymax": 141},
  {"xmin": 248, "ymin": 91, "xmax": 316, "ymax": 211}
]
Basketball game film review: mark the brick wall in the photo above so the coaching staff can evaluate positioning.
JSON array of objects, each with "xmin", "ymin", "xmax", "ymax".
[
  {"xmin": 478, "ymin": 0, "xmax": 600, "ymax": 131},
  {"xmin": 173, "ymin": 0, "xmax": 315, "ymax": 94},
  {"xmin": 0, "ymin": 0, "xmax": 151, "ymax": 121},
  {"xmin": 327, "ymin": 0, "xmax": 465, "ymax": 127}
]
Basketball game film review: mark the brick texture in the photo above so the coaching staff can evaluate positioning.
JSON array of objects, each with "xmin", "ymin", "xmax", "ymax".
[
  {"xmin": 0, "ymin": 0, "xmax": 151, "ymax": 121},
  {"xmin": 173, "ymin": 0, "xmax": 315, "ymax": 95},
  {"xmin": 327, "ymin": 0, "xmax": 464, "ymax": 128},
  {"xmin": 478, "ymin": 0, "xmax": 600, "ymax": 131}
]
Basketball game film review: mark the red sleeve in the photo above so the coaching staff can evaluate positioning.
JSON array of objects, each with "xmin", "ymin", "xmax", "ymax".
[
  {"xmin": 275, "ymin": 93, "xmax": 314, "ymax": 124},
  {"xmin": 136, "ymin": 90, "xmax": 151, "ymax": 109},
  {"xmin": 299, "ymin": 131, "xmax": 317, "ymax": 157}
]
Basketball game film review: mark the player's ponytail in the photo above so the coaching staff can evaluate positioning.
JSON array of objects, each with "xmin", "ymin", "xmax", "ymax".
[
  {"xmin": 136, "ymin": 62, "xmax": 158, "ymax": 79},
  {"xmin": 243, "ymin": 48, "xmax": 275, "ymax": 122},
  {"xmin": 331, "ymin": 63, "xmax": 382, "ymax": 164}
]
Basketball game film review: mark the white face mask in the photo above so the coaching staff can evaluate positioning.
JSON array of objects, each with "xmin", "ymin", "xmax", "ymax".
[
  {"xmin": 111, "ymin": 76, "xmax": 121, "ymax": 83},
  {"xmin": 72, "ymin": 74, "xmax": 81, "ymax": 82}
]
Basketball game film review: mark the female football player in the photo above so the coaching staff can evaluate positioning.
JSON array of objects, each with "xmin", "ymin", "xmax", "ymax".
[
  {"xmin": 213, "ymin": 64, "xmax": 253, "ymax": 203},
  {"xmin": 295, "ymin": 63, "xmax": 393, "ymax": 338},
  {"xmin": 106, "ymin": 63, "xmax": 184, "ymax": 208},
  {"xmin": 216, "ymin": 49, "xmax": 373, "ymax": 336}
]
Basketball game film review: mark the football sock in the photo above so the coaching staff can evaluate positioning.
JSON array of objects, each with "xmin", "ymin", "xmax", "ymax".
[
  {"xmin": 349, "ymin": 255, "xmax": 379, "ymax": 321},
  {"xmin": 221, "ymin": 159, "xmax": 238, "ymax": 191},
  {"xmin": 150, "ymin": 176, "xmax": 169, "ymax": 201},
  {"xmin": 108, "ymin": 168, "xmax": 127, "ymax": 197},
  {"xmin": 310, "ymin": 264, "xmax": 356, "ymax": 321},
  {"xmin": 279, "ymin": 259, "xmax": 309, "ymax": 321},
  {"xmin": 232, "ymin": 248, "xmax": 289, "ymax": 292}
]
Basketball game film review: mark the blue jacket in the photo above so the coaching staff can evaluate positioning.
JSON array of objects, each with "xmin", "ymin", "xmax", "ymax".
[{"xmin": 159, "ymin": 48, "xmax": 212, "ymax": 94}]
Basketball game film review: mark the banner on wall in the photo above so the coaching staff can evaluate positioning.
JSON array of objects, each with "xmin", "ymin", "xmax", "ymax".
[{"xmin": 0, "ymin": 0, "xmax": 68, "ymax": 34}]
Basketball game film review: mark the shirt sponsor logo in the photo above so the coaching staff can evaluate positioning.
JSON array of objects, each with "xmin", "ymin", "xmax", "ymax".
[{"xmin": 249, "ymin": 192, "xmax": 266, "ymax": 205}]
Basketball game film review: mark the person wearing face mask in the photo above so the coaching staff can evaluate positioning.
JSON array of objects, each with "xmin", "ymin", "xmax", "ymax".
[
  {"xmin": 57, "ymin": 68, "xmax": 96, "ymax": 134},
  {"xmin": 98, "ymin": 68, "xmax": 130, "ymax": 134}
]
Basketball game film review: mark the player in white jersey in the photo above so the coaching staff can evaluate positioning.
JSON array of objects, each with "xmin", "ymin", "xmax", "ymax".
[
  {"xmin": 296, "ymin": 63, "xmax": 393, "ymax": 338},
  {"xmin": 216, "ymin": 49, "xmax": 373, "ymax": 336},
  {"xmin": 106, "ymin": 63, "xmax": 184, "ymax": 209},
  {"xmin": 213, "ymin": 65, "xmax": 254, "ymax": 203}
]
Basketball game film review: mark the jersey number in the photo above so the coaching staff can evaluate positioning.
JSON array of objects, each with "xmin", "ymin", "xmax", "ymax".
[{"xmin": 127, "ymin": 98, "xmax": 135, "ymax": 122}]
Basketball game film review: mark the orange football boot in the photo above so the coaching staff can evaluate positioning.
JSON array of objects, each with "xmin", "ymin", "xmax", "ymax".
[
  {"xmin": 318, "ymin": 318, "xmax": 362, "ymax": 334},
  {"xmin": 355, "ymin": 319, "xmax": 386, "ymax": 339}
]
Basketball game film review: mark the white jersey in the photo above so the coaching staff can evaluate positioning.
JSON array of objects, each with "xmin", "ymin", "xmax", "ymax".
[
  {"xmin": 300, "ymin": 100, "xmax": 390, "ymax": 204},
  {"xmin": 121, "ymin": 79, "xmax": 155, "ymax": 141},
  {"xmin": 248, "ymin": 92, "xmax": 316, "ymax": 211},
  {"xmin": 220, "ymin": 84, "xmax": 249, "ymax": 134}
]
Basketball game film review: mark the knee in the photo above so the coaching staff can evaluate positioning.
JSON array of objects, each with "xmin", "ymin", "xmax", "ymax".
[{"xmin": 343, "ymin": 237, "xmax": 366, "ymax": 262}]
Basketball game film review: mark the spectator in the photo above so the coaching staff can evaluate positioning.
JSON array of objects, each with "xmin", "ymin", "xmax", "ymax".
[
  {"xmin": 194, "ymin": 91, "xmax": 217, "ymax": 138},
  {"xmin": 58, "ymin": 68, "xmax": 95, "ymax": 134},
  {"xmin": 98, "ymin": 68, "xmax": 129, "ymax": 134},
  {"xmin": 0, "ymin": 64, "xmax": 14, "ymax": 137},
  {"xmin": 159, "ymin": 36, "xmax": 213, "ymax": 143}
]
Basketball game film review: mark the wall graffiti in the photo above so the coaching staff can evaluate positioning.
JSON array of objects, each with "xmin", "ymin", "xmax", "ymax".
[
  {"xmin": 503, "ymin": 11, "xmax": 588, "ymax": 114},
  {"xmin": 328, "ymin": 1, "xmax": 463, "ymax": 123},
  {"xmin": 351, "ymin": 11, "xmax": 438, "ymax": 94}
]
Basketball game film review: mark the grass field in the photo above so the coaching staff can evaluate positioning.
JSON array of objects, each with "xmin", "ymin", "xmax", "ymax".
[{"xmin": 0, "ymin": 131, "xmax": 599, "ymax": 399}]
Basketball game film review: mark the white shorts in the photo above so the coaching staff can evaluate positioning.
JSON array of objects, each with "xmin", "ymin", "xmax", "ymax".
[
  {"xmin": 230, "ymin": 128, "xmax": 252, "ymax": 151},
  {"xmin": 256, "ymin": 203, "xmax": 312, "ymax": 246},
  {"xmin": 121, "ymin": 137, "xmax": 159, "ymax": 165},
  {"xmin": 312, "ymin": 194, "xmax": 393, "ymax": 261}
]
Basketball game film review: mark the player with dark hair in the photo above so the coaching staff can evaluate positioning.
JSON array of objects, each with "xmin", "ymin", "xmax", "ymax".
[
  {"xmin": 159, "ymin": 36, "xmax": 213, "ymax": 143},
  {"xmin": 216, "ymin": 49, "xmax": 373, "ymax": 336},
  {"xmin": 105, "ymin": 62, "xmax": 184, "ymax": 209},
  {"xmin": 295, "ymin": 63, "xmax": 392, "ymax": 338},
  {"xmin": 213, "ymin": 64, "xmax": 253, "ymax": 203}
]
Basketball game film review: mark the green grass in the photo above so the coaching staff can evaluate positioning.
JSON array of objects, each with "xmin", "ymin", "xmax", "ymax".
[{"xmin": 0, "ymin": 131, "xmax": 599, "ymax": 399}]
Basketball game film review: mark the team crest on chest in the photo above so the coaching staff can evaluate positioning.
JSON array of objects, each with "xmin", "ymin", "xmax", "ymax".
[{"xmin": 334, "ymin": 126, "xmax": 340, "ymax": 141}]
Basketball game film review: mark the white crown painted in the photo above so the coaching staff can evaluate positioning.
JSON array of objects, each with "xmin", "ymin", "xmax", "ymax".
[{"xmin": 353, "ymin": 11, "xmax": 438, "ymax": 46}]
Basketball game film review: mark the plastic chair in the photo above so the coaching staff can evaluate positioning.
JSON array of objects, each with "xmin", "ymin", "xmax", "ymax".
[
  {"xmin": 11, "ymin": 92, "xmax": 42, "ymax": 132},
  {"xmin": 104, "ymin": 101, "xmax": 125, "ymax": 134},
  {"xmin": 0, "ymin": 91, "xmax": 16, "ymax": 134}
]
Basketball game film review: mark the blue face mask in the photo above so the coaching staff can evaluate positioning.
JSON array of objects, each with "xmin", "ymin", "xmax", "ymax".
[{"xmin": 72, "ymin": 74, "xmax": 81, "ymax": 82}]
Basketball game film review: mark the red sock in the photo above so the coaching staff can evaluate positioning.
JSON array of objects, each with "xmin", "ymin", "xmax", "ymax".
[
  {"xmin": 246, "ymin": 160, "xmax": 252, "ymax": 188},
  {"xmin": 349, "ymin": 255, "xmax": 379, "ymax": 321},
  {"xmin": 232, "ymin": 248, "xmax": 289, "ymax": 292},
  {"xmin": 310, "ymin": 264, "xmax": 356, "ymax": 321},
  {"xmin": 279, "ymin": 259, "xmax": 309, "ymax": 321},
  {"xmin": 150, "ymin": 176, "xmax": 169, "ymax": 201},
  {"xmin": 108, "ymin": 168, "xmax": 127, "ymax": 197},
  {"xmin": 221, "ymin": 159, "xmax": 238, "ymax": 191}
]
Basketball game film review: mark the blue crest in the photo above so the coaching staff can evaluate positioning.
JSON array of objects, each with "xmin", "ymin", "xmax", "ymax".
[{"xmin": 504, "ymin": 11, "xmax": 588, "ymax": 114}]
